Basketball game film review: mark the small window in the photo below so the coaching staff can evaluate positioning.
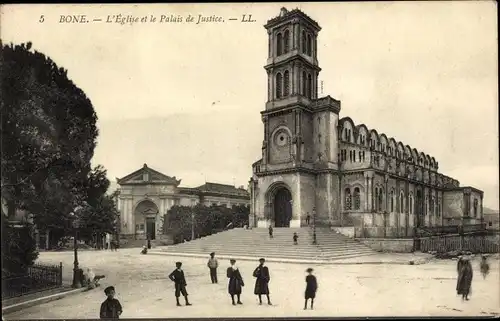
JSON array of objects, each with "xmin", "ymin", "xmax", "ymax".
[{"xmin": 489, "ymin": 222, "xmax": 493, "ymax": 227}]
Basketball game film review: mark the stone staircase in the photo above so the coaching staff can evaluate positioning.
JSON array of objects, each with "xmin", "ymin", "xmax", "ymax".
[{"xmin": 152, "ymin": 227, "xmax": 377, "ymax": 261}]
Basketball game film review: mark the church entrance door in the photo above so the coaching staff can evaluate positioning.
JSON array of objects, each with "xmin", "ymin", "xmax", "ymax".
[{"xmin": 273, "ymin": 188, "xmax": 292, "ymax": 227}]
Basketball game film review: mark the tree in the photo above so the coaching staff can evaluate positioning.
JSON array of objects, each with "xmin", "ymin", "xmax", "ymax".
[
  {"xmin": 1, "ymin": 41, "xmax": 98, "ymax": 241},
  {"xmin": 162, "ymin": 204, "xmax": 250, "ymax": 243},
  {"xmin": 164, "ymin": 206, "xmax": 194, "ymax": 243},
  {"xmin": 1, "ymin": 214, "xmax": 39, "ymax": 275},
  {"xmin": 232, "ymin": 204, "xmax": 250, "ymax": 227}
]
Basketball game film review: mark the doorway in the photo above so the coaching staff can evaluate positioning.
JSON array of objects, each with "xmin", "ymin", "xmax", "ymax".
[
  {"xmin": 146, "ymin": 218, "xmax": 156, "ymax": 240},
  {"xmin": 273, "ymin": 187, "xmax": 292, "ymax": 227}
]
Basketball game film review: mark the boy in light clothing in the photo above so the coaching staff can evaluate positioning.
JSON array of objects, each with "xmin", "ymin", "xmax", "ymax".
[{"xmin": 207, "ymin": 252, "xmax": 219, "ymax": 284}]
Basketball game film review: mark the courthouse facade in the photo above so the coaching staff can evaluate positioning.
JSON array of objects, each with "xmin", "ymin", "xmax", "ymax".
[
  {"xmin": 249, "ymin": 8, "xmax": 485, "ymax": 237},
  {"xmin": 116, "ymin": 164, "xmax": 249, "ymax": 240}
]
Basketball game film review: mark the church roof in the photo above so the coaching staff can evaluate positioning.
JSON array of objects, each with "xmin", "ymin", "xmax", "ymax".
[
  {"xmin": 116, "ymin": 164, "xmax": 181, "ymax": 186},
  {"xmin": 264, "ymin": 7, "xmax": 321, "ymax": 31}
]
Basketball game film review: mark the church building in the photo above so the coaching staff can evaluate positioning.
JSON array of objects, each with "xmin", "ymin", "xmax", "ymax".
[
  {"xmin": 249, "ymin": 8, "xmax": 485, "ymax": 238},
  {"xmin": 116, "ymin": 164, "xmax": 249, "ymax": 240}
]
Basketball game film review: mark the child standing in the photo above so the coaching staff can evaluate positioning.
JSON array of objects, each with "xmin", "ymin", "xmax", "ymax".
[
  {"xmin": 293, "ymin": 232, "xmax": 299, "ymax": 245},
  {"xmin": 169, "ymin": 262, "xmax": 192, "ymax": 306},
  {"xmin": 304, "ymin": 268, "xmax": 318, "ymax": 310},
  {"xmin": 480, "ymin": 255, "xmax": 490, "ymax": 279},
  {"xmin": 100, "ymin": 286, "xmax": 123, "ymax": 319}
]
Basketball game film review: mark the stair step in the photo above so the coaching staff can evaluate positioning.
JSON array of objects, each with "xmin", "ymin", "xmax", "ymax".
[{"xmin": 159, "ymin": 228, "xmax": 376, "ymax": 260}]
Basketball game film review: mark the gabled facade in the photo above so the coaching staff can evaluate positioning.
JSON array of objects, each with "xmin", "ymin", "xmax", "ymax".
[{"xmin": 116, "ymin": 164, "xmax": 249, "ymax": 240}]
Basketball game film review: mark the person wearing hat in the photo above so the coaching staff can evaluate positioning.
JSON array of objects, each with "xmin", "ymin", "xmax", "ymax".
[
  {"xmin": 304, "ymin": 268, "xmax": 318, "ymax": 310},
  {"xmin": 100, "ymin": 286, "xmax": 122, "ymax": 319},
  {"xmin": 456, "ymin": 255, "xmax": 473, "ymax": 301},
  {"xmin": 480, "ymin": 255, "xmax": 490, "ymax": 279},
  {"xmin": 227, "ymin": 259, "xmax": 245, "ymax": 305},
  {"xmin": 168, "ymin": 262, "xmax": 192, "ymax": 306},
  {"xmin": 253, "ymin": 258, "xmax": 272, "ymax": 305},
  {"xmin": 207, "ymin": 252, "xmax": 219, "ymax": 284}
]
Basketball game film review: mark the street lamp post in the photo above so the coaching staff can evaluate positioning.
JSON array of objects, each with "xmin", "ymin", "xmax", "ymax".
[
  {"xmin": 70, "ymin": 207, "xmax": 82, "ymax": 288},
  {"xmin": 312, "ymin": 207, "xmax": 317, "ymax": 245},
  {"xmin": 191, "ymin": 211, "xmax": 195, "ymax": 241}
]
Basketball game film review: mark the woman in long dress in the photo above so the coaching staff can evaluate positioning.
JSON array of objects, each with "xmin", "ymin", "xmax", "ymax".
[
  {"xmin": 253, "ymin": 258, "xmax": 271, "ymax": 305},
  {"xmin": 227, "ymin": 259, "xmax": 244, "ymax": 305},
  {"xmin": 456, "ymin": 256, "xmax": 473, "ymax": 301}
]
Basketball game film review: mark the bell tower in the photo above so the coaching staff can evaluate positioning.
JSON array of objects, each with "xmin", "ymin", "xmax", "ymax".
[
  {"xmin": 264, "ymin": 7, "xmax": 322, "ymax": 105},
  {"xmin": 253, "ymin": 8, "xmax": 342, "ymax": 229}
]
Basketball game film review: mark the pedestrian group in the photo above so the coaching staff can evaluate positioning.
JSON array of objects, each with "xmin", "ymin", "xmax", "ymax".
[{"xmin": 99, "ymin": 251, "xmax": 491, "ymax": 318}]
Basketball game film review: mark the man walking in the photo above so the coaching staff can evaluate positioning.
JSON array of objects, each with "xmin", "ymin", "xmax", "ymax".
[
  {"xmin": 207, "ymin": 252, "xmax": 219, "ymax": 284},
  {"xmin": 268, "ymin": 226, "xmax": 273, "ymax": 239},
  {"xmin": 306, "ymin": 213, "xmax": 311, "ymax": 226}
]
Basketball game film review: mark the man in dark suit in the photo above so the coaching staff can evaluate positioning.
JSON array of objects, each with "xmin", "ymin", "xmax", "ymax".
[{"xmin": 168, "ymin": 262, "xmax": 192, "ymax": 307}]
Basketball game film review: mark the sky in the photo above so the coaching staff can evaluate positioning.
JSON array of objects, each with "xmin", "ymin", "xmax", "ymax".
[{"xmin": 1, "ymin": 2, "xmax": 498, "ymax": 209}]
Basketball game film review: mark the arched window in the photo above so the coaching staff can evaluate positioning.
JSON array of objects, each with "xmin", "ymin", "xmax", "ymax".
[
  {"xmin": 302, "ymin": 71, "xmax": 307, "ymax": 95},
  {"xmin": 437, "ymin": 198, "xmax": 441, "ymax": 217},
  {"xmin": 430, "ymin": 196, "xmax": 435, "ymax": 215},
  {"xmin": 275, "ymin": 73, "xmax": 283, "ymax": 99},
  {"xmin": 283, "ymin": 70, "xmax": 290, "ymax": 96},
  {"xmin": 425, "ymin": 196, "xmax": 429, "ymax": 215},
  {"xmin": 301, "ymin": 31, "xmax": 307, "ymax": 54},
  {"xmin": 409, "ymin": 193, "xmax": 414, "ymax": 214},
  {"xmin": 307, "ymin": 34, "xmax": 312, "ymax": 56},
  {"xmin": 378, "ymin": 189, "xmax": 384, "ymax": 211},
  {"xmin": 283, "ymin": 30, "xmax": 290, "ymax": 53},
  {"xmin": 344, "ymin": 188, "xmax": 352, "ymax": 210},
  {"xmin": 390, "ymin": 191, "xmax": 394, "ymax": 212},
  {"xmin": 374, "ymin": 187, "xmax": 379, "ymax": 211},
  {"xmin": 399, "ymin": 192, "xmax": 405, "ymax": 213},
  {"xmin": 307, "ymin": 74, "xmax": 312, "ymax": 99},
  {"xmin": 354, "ymin": 188, "xmax": 361, "ymax": 210},
  {"xmin": 276, "ymin": 33, "xmax": 283, "ymax": 56},
  {"xmin": 473, "ymin": 198, "xmax": 478, "ymax": 217}
]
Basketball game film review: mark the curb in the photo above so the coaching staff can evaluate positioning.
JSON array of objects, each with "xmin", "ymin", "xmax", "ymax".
[
  {"xmin": 2, "ymin": 287, "xmax": 88, "ymax": 315},
  {"xmin": 148, "ymin": 251, "xmax": 432, "ymax": 266}
]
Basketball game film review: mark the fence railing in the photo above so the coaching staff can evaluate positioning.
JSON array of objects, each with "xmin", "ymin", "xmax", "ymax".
[
  {"xmin": 420, "ymin": 234, "xmax": 499, "ymax": 254},
  {"xmin": 2, "ymin": 263, "xmax": 63, "ymax": 299}
]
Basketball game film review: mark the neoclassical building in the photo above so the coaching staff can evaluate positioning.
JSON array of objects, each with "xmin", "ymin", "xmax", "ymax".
[
  {"xmin": 249, "ymin": 8, "xmax": 484, "ymax": 238},
  {"xmin": 116, "ymin": 164, "xmax": 249, "ymax": 240}
]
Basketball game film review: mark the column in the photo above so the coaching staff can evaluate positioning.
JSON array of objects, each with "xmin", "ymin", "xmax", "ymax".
[
  {"xmin": 45, "ymin": 230, "xmax": 50, "ymax": 250},
  {"xmin": 365, "ymin": 175, "xmax": 370, "ymax": 211},
  {"xmin": 369, "ymin": 177, "xmax": 374, "ymax": 211},
  {"xmin": 267, "ymin": 70, "xmax": 272, "ymax": 101},
  {"xmin": 292, "ymin": 23, "xmax": 300, "ymax": 50},
  {"xmin": 268, "ymin": 30, "xmax": 273, "ymax": 57},
  {"xmin": 128, "ymin": 199, "xmax": 134, "ymax": 235}
]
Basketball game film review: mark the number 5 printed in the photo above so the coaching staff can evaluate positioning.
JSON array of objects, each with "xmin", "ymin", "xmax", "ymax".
[{"xmin": 39, "ymin": 15, "xmax": 44, "ymax": 23}]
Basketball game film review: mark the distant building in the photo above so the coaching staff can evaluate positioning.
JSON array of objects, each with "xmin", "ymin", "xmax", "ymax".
[
  {"xmin": 115, "ymin": 164, "xmax": 250, "ymax": 240},
  {"xmin": 249, "ymin": 8, "xmax": 485, "ymax": 239},
  {"xmin": 484, "ymin": 211, "xmax": 499, "ymax": 231}
]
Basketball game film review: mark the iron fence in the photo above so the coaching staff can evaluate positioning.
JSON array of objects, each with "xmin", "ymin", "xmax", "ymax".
[
  {"xmin": 2, "ymin": 262, "xmax": 63, "ymax": 299},
  {"xmin": 420, "ymin": 234, "xmax": 499, "ymax": 254}
]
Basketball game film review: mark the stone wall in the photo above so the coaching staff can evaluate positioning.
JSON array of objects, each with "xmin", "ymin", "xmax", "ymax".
[
  {"xmin": 357, "ymin": 238, "xmax": 414, "ymax": 253},
  {"xmin": 443, "ymin": 190, "xmax": 463, "ymax": 219}
]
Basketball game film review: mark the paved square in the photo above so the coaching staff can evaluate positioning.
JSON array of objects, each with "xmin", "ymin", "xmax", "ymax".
[{"xmin": 4, "ymin": 249, "xmax": 499, "ymax": 319}]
